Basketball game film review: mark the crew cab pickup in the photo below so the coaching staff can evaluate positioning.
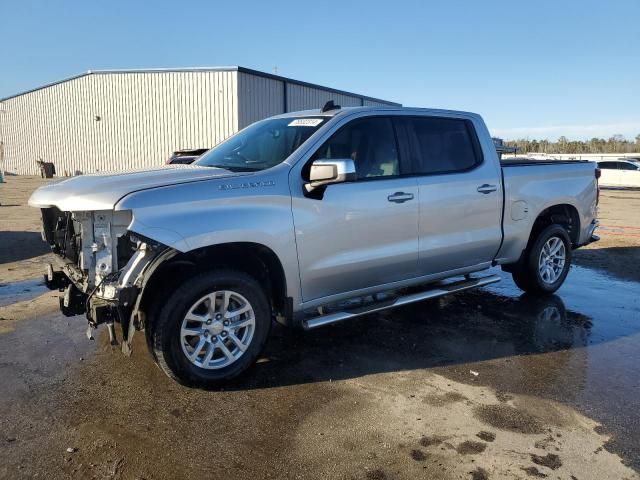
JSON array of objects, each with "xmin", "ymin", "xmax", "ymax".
[{"xmin": 29, "ymin": 105, "xmax": 600, "ymax": 386}]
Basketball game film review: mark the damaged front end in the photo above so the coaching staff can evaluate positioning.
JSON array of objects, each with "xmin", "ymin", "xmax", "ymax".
[{"xmin": 40, "ymin": 207, "xmax": 170, "ymax": 354}]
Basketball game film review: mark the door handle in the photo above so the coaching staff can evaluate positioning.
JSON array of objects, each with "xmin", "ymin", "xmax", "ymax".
[
  {"xmin": 387, "ymin": 192, "xmax": 414, "ymax": 203},
  {"xmin": 477, "ymin": 184, "xmax": 498, "ymax": 194}
]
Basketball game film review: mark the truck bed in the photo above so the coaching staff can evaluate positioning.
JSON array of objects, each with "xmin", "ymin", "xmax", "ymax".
[{"xmin": 496, "ymin": 159, "xmax": 598, "ymax": 264}]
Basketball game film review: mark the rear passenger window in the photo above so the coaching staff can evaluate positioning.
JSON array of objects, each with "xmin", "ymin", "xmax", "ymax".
[
  {"xmin": 312, "ymin": 117, "xmax": 400, "ymax": 179},
  {"xmin": 408, "ymin": 117, "xmax": 481, "ymax": 174},
  {"xmin": 618, "ymin": 162, "xmax": 638, "ymax": 171}
]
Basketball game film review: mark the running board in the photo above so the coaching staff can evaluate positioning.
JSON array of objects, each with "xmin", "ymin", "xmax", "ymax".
[{"xmin": 302, "ymin": 274, "xmax": 501, "ymax": 330}]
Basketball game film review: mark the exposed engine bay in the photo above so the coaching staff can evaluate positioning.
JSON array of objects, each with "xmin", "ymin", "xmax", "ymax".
[{"xmin": 40, "ymin": 207, "xmax": 167, "ymax": 353}]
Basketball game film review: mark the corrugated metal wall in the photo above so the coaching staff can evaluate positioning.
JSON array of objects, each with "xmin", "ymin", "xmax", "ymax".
[
  {"xmin": 286, "ymin": 83, "xmax": 363, "ymax": 111},
  {"xmin": 0, "ymin": 68, "xmax": 398, "ymax": 175},
  {"xmin": 236, "ymin": 71, "xmax": 398, "ymax": 129},
  {"xmin": 0, "ymin": 71, "xmax": 238, "ymax": 175},
  {"xmin": 363, "ymin": 98, "xmax": 393, "ymax": 107},
  {"xmin": 237, "ymin": 73, "xmax": 284, "ymax": 129}
]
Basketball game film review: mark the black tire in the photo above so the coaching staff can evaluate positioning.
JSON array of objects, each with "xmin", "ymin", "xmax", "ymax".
[
  {"xmin": 151, "ymin": 269, "xmax": 271, "ymax": 387},
  {"xmin": 511, "ymin": 224, "xmax": 572, "ymax": 295}
]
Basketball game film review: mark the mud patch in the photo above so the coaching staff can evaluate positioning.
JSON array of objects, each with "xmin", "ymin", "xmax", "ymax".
[
  {"xmin": 470, "ymin": 466, "xmax": 490, "ymax": 480},
  {"xmin": 534, "ymin": 435, "xmax": 555, "ymax": 450},
  {"xmin": 419, "ymin": 435, "xmax": 445, "ymax": 447},
  {"xmin": 292, "ymin": 372, "xmax": 639, "ymax": 479},
  {"xmin": 474, "ymin": 404, "xmax": 545, "ymax": 434},
  {"xmin": 594, "ymin": 425, "xmax": 607, "ymax": 435},
  {"xmin": 366, "ymin": 468, "xmax": 388, "ymax": 480},
  {"xmin": 423, "ymin": 391, "xmax": 467, "ymax": 406},
  {"xmin": 495, "ymin": 390, "xmax": 513, "ymax": 403},
  {"xmin": 410, "ymin": 449, "xmax": 427, "ymax": 461},
  {"xmin": 476, "ymin": 431, "xmax": 496, "ymax": 442},
  {"xmin": 456, "ymin": 440, "xmax": 486, "ymax": 455},
  {"xmin": 531, "ymin": 453, "xmax": 562, "ymax": 470},
  {"xmin": 521, "ymin": 466, "xmax": 548, "ymax": 477}
]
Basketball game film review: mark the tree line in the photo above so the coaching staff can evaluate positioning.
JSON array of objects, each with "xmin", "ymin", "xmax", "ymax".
[{"xmin": 504, "ymin": 134, "xmax": 640, "ymax": 154}]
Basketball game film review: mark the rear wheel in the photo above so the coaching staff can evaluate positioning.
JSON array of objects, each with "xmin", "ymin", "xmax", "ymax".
[
  {"xmin": 151, "ymin": 270, "xmax": 271, "ymax": 386},
  {"xmin": 511, "ymin": 224, "xmax": 572, "ymax": 295}
]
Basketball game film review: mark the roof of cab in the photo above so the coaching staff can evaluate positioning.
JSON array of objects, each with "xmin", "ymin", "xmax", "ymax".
[{"xmin": 271, "ymin": 106, "xmax": 482, "ymax": 121}]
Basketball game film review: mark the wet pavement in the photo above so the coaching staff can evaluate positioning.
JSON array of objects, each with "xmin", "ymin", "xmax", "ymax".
[
  {"xmin": 454, "ymin": 266, "xmax": 640, "ymax": 468},
  {"xmin": 1, "ymin": 263, "xmax": 639, "ymax": 479},
  {"xmin": 256, "ymin": 264, "xmax": 640, "ymax": 468},
  {"xmin": 0, "ymin": 278, "xmax": 48, "ymax": 307}
]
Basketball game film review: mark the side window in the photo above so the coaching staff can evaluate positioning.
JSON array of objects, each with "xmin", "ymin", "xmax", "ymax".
[
  {"xmin": 618, "ymin": 162, "xmax": 638, "ymax": 171},
  {"xmin": 598, "ymin": 162, "xmax": 617, "ymax": 169},
  {"xmin": 312, "ymin": 117, "xmax": 400, "ymax": 179},
  {"xmin": 408, "ymin": 117, "xmax": 481, "ymax": 174}
]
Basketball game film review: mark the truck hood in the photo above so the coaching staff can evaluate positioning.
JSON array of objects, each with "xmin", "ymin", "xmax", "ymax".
[{"xmin": 28, "ymin": 165, "xmax": 239, "ymax": 211}]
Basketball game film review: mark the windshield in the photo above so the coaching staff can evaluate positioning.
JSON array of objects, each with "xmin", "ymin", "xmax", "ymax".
[{"xmin": 195, "ymin": 117, "xmax": 327, "ymax": 172}]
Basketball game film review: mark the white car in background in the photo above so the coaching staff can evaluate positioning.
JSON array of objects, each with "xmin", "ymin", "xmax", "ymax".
[{"xmin": 597, "ymin": 159, "xmax": 640, "ymax": 188}]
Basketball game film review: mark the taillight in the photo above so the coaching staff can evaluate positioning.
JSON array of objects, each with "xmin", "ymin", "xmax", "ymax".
[{"xmin": 595, "ymin": 167, "xmax": 601, "ymax": 205}]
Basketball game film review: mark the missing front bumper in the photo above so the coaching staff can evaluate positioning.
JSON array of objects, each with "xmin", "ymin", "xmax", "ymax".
[
  {"xmin": 59, "ymin": 283, "xmax": 87, "ymax": 317},
  {"xmin": 47, "ymin": 240, "xmax": 166, "ymax": 355}
]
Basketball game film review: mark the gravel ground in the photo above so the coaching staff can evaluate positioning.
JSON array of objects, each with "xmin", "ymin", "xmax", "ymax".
[{"xmin": 1, "ymin": 176, "xmax": 639, "ymax": 480}]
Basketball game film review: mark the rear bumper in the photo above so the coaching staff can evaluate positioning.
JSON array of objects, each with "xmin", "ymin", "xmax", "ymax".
[
  {"xmin": 577, "ymin": 220, "xmax": 600, "ymax": 248},
  {"xmin": 587, "ymin": 233, "xmax": 600, "ymax": 244}
]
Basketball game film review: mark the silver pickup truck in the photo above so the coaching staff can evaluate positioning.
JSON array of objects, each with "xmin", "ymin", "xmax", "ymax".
[{"xmin": 29, "ymin": 104, "xmax": 600, "ymax": 386}]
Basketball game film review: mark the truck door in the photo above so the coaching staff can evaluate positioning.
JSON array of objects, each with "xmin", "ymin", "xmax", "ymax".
[
  {"xmin": 291, "ymin": 116, "xmax": 419, "ymax": 303},
  {"xmin": 401, "ymin": 115, "xmax": 503, "ymax": 275}
]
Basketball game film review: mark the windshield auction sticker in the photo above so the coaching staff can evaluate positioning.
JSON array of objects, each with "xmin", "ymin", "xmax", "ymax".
[{"xmin": 288, "ymin": 118, "xmax": 324, "ymax": 127}]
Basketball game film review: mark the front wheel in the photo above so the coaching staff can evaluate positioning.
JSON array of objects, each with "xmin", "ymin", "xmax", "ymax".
[
  {"xmin": 511, "ymin": 224, "xmax": 572, "ymax": 295},
  {"xmin": 150, "ymin": 270, "xmax": 271, "ymax": 386}
]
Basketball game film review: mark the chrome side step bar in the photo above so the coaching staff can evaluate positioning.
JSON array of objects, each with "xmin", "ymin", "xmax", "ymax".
[{"xmin": 302, "ymin": 274, "xmax": 501, "ymax": 330}]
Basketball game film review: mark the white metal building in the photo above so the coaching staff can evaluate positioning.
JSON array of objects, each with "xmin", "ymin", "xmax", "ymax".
[{"xmin": 0, "ymin": 67, "xmax": 399, "ymax": 175}]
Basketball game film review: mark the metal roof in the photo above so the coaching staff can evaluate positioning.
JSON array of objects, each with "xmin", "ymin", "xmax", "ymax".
[{"xmin": 0, "ymin": 66, "xmax": 400, "ymax": 106}]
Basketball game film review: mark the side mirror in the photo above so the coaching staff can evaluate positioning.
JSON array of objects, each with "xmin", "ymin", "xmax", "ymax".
[{"xmin": 306, "ymin": 159, "xmax": 356, "ymax": 192}]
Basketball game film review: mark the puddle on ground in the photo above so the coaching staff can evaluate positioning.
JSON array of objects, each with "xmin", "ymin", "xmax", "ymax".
[
  {"xmin": 0, "ymin": 278, "xmax": 49, "ymax": 307},
  {"xmin": 487, "ymin": 264, "xmax": 640, "ymax": 343},
  {"xmin": 253, "ymin": 263, "xmax": 640, "ymax": 469},
  {"xmin": 484, "ymin": 265, "xmax": 640, "ymax": 430}
]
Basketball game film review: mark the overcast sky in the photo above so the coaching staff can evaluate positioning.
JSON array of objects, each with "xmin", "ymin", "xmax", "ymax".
[{"xmin": 1, "ymin": 0, "xmax": 639, "ymax": 141}]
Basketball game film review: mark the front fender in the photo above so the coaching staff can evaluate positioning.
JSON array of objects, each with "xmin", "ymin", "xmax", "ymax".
[
  {"xmin": 115, "ymin": 169, "xmax": 301, "ymax": 304},
  {"xmin": 127, "ymin": 218, "xmax": 191, "ymax": 252}
]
